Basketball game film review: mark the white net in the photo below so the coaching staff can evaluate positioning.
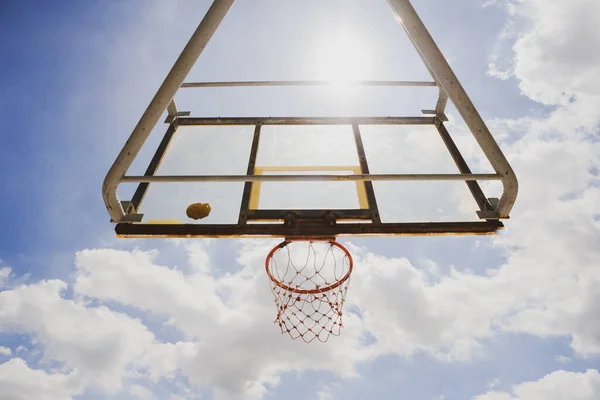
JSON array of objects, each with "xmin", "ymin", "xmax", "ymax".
[{"xmin": 265, "ymin": 240, "xmax": 353, "ymax": 343}]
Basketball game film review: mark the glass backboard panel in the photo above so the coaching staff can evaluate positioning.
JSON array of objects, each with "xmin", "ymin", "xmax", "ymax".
[{"xmin": 137, "ymin": 125, "xmax": 254, "ymax": 224}]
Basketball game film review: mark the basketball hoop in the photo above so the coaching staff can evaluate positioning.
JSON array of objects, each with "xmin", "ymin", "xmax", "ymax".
[{"xmin": 265, "ymin": 239, "xmax": 353, "ymax": 343}]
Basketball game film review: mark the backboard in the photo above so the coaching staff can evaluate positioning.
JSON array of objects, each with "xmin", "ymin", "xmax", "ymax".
[{"xmin": 103, "ymin": 0, "xmax": 518, "ymax": 239}]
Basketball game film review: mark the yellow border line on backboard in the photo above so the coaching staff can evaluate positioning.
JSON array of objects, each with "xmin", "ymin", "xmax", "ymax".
[{"xmin": 249, "ymin": 166, "xmax": 369, "ymax": 210}]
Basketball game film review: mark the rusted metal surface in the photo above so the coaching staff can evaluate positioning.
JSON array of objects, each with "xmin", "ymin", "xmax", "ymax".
[
  {"xmin": 177, "ymin": 116, "xmax": 435, "ymax": 126},
  {"xmin": 115, "ymin": 220, "xmax": 504, "ymax": 238}
]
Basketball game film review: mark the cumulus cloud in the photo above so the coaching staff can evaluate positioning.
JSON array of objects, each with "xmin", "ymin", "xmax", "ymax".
[
  {"xmin": 316, "ymin": 382, "xmax": 340, "ymax": 400},
  {"xmin": 0, "ymin": 267, "xmax": 10, "ymax": 288},
  {"xmin": 0, "ymin": 347, "xmax": 11, "ymax": 356},
  {"xmin": 3, "ymin": 0, "xmax": 600, "ymax": 399},
  {"xmin": 474, "ymin": 369, "xmax": 600, "ymax": 400},
  {"xmin": 475, "ymin": 0, "xmax": 600, "ymax": 356},
  {"xmin": 487, "ymin": 0, "xmax": 600, "ymax": 107},
  {"xmin": 555, "ymin": 355, "xmax": 571, "ymax": 364},
  {"xmin": 0, "ymin": 358, "xmax": 83, "ymax": 400},
  {"xmin": 0, "ymin": 279, "xmax": 194, "ymax": 394},
  {"xmin": 74, "ymin": 243, "xmax": 370, "ymax": 399},
  {"xmin": 130, "ymin": 383, "xmax": 155, "ymax": 399},
  {"xmin": 2, "ymin": 223, "xmax": 600, "ymax": 400},
  {"xmin": 71, "ymin": 224, "xmax": 600, "ymax": 395}
]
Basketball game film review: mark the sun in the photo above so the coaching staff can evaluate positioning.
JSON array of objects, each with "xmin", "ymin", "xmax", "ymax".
[{"xmin": 313, "ymin": 32, "xmax": 372, "ymax": 89}]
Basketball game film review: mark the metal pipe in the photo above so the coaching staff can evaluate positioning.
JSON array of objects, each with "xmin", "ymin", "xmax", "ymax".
[
  {"xmin": 121, "ymin": 173, "xmax": 502, "ymax": 183},
  {"xmin": 352, "ymin": 124, "xmax": 381, "ymax": 223},
  {"xmin": 385, "ymin": 0, "xmax": 518, "ymax": 217},
  {"xmin": 180, "ymin": 80, "xmax": 438, "ymax": 88},
  {"xmin": 102, "ymin": 0, "xmax": 236, "ymax": 222},
  {"xmin": 177, "ymin": 116, "xmax": 435, "ymax": 126}
]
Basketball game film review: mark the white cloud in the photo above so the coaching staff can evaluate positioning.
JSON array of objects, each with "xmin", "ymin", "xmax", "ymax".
[
  {"xmin": 316, "ymin": 383, "xmax": 340, "ymax": 400},
  {"xmin": 0, "ymin": 358, "xmax": 83, "ymax": 400},
  {"xmin": 67, "ymin": 227, "xmax": 599, "ymax": 398},
  {"xmin": 474, "ymin": 369, "xmax": 600, "ymax": 400},
  {"xmin": 0, "ymin": 347, "xmax": 11, "ymax": 356},
  {"xmin": 0, "ymin": 279, "xmax": 193, "ymax": 393},
  {"xmin": 130, "ymin": 383, "xmax": 155, "ymax": 399},
  {"xmin": 555, "ymin": 355, "xmax": 571, "ymax": 364},
  {"xmin": 488, "ymin": 378, "xmax": 501, "ymax": 389},
  {"xmin": 2, "ymin": 0, "xmax": 600, "ymax": 399},
  {"xmin": 475, "ymin": 0, "xmax": 600, "ymax": 357},
  {"xmin": 488, "ymin": 0, "xmax": 600, "ymax": 109},
  {"xmin": 474, "ymin": 393, "xmax": 513, "ymax": 400},
  {"xmin": 0, "ymin": 267, "xmax": 10, "ymax": 288},
  {"xmin": 74, "ymin": 244, "xmax": 370, "ymax": 399},
  {"xmin": 2, "ymin": 209, "xmax": 599, "ymax": 400}
]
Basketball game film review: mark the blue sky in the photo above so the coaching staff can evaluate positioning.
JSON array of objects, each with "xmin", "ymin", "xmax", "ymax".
[{"xmin": 1, "ymin": 1, "xmax": 600, "ymax": 399}]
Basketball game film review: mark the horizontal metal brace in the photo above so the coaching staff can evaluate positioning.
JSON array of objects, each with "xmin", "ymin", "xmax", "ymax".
[
  {"xmin": 177, "ymin": 116, "xmax": 435, "ymax": 126},
  {"xmin": 121, "ymin": 173, "xmax": 502, "ymax": 183},
  {"xmin": 164, "ymin": 111, "xmax": 191, "ymax": 124},
  {"xmin": 477, "ymin": 210, "xmax": 503, "ymax": 220},
  {"xmin": 115, "ymin": 220, "xmax": 504, "ymax": 238},
  {"xmin": 477, "ymin": 198, "xmax": 502, "ymax": 220},
  {"xmin": 246, "ymin": 209, "xmax": 372, "ymax": 221},
  {"xmin": 181, "ymin": 80, "xmax": 438, "ymax": 88},
  {"xmin": 422, "ymin": 109, "xmax": 448, "ymax": 121},
  {"xmin": 119, "ymin": 213, "xmax": 144, "ymax": 223}
]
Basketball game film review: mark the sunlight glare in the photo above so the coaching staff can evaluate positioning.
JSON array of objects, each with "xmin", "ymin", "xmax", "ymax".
[{"xmin": 313, "ymin": 32, "xmax": 372, "ymax": 92}]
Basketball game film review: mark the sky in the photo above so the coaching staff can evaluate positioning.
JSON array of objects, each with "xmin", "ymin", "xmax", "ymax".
[{"xmin": 1, "ymin": 0, "xmax": 600, "ymax": 399}]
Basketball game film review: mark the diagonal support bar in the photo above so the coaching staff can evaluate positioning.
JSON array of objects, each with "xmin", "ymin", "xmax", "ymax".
[
  {"xmin": 129, "ymin": 122, "xmax": 179, "ymax": 213},
  {"xmin": 385, "ymin": 0, "xmax": 518, "ymax": 217},
  {"xmin": 102, "ymin": 0, "xmax": 236, "ymax": 222},
  {"xmin": 238, "ymin": 125, "xmax": 262, "ymax": 224},
  {"xmin": 121, "ymin": 173, "xmax": 502, "ymax": 183},
  {"xmin": 434, "ymin": 119, "xmax": 493, "ymax": 214}
]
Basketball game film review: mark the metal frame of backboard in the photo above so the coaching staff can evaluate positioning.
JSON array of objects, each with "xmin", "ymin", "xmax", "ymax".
[{"xmin": 103, "ymin": 0, "xmax": 518, "ymax": 239}]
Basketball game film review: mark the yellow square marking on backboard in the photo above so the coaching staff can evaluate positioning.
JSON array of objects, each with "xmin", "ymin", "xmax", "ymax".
[{"xmin": 249, "ymin": 166, "xmax": 368, "ymax": 210}]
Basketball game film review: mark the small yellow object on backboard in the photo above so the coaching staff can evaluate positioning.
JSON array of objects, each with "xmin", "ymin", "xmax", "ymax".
[{"xmin": 186, "ymin": 203, "xmax": 211, "ymax": 220}]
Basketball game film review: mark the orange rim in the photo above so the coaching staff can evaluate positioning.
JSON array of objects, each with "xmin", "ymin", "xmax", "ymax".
[{"xmin": 265, "ymin": 239, "xmax": 354, "ymax": 295}]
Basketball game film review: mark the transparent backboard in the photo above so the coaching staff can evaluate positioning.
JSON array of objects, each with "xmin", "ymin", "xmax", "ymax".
[{"xmin": 136, "ymin": 123, "xmax": 495, "ymax": 225}]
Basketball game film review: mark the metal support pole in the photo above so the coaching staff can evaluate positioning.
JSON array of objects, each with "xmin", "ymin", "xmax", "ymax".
[
  {"xmin": 177, "ymin": 116, "xmax": 435, "ymax": 126},
  {"xmin": 385, "ymin": 0, "xmax": 518, "ymax": 217},
  {"xmin": 180, "ymin": 80, "xmax": 437, "ymax": 88},
  {"xmin": 102, "ymin": 0, "xmax": 236, "ymax": 222},
  {"xmin": 121, "ymin": 173, "xmax": 502, "ymax": 183}
]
